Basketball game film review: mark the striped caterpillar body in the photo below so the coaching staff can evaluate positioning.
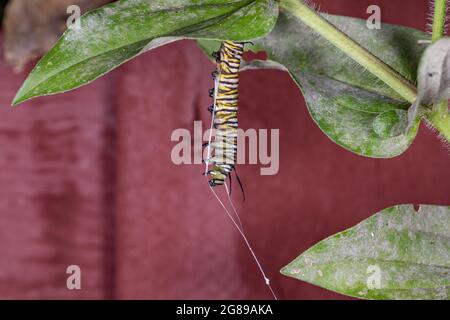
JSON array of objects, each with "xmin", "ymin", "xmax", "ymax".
[{"xmin": 206, "ymin": 41, "xmax": 245, "ymax": 188}]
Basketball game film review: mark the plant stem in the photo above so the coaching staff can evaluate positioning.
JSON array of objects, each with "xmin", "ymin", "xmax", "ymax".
[
  {"xmin": 278, "ymin": 0, "xmax": 417, "ymax": 104},
  {"xmin": 426, "ymin": 103, "xmax": 450, "ymax": 141},
  {"xmin": 432, "ymin": 0, "xmax": 447, "ymax": 42},
  {"xmin": 425, "ymin": 0, "xmax": 450, "ymax": 141}
]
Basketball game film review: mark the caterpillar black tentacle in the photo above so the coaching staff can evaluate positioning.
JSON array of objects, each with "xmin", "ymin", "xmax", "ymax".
[
  {"xmin": 206, "ymin": 41, "xmax": 245, "ymax": 189},
  {"xmin": 234, "ymin": 169, "xmax": 246, "ymax": 201}
]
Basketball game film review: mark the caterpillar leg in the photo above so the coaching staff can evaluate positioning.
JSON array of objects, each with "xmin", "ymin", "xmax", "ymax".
[{"xmin": 212, "ymin": 51, "xmax": 221, "ymax": 63}]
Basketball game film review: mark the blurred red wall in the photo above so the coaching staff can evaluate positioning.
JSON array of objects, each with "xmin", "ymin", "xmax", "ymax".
[{"xmin": 0, "ymin": 0, "xmax": 448, "ymax": 299}]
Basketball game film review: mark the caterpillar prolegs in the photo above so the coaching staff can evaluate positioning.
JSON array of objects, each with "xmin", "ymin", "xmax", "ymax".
[{"xmin": 205, "ymin": 41, "xmax": 245, "ymax": 192}]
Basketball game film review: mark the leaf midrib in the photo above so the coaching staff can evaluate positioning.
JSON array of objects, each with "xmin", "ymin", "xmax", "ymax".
[
  {"xmin": 146, "ymin": 0, "xmax": 253, "ymax": 15},
  {"xmin": 294, "ymin": 257, "xmax": 450, "ymax": 270}
]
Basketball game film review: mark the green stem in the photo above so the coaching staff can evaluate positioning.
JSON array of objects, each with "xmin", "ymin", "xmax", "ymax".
[
  {"xmin": 432, "ymin": 0, "xmax": 447, "ymax": 42},
  {"xmin": 426, "ymin": 103, "xmax": 450, "ymax": 141},
  {"xmin": 426, "ymin": 0, "xmax": 450, "ymax": 141},
  {"xmin": 278, "ymin": 0, "xmax": 417, "ymax": 104}
]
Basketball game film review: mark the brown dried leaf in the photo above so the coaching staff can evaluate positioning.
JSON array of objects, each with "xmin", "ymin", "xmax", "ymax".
[{"xmin": 3, "ymin": 0, "xmax": 112, "ymax": 72}]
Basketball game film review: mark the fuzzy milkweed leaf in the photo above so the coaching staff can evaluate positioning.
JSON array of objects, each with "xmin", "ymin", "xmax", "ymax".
[
  {"xmin": 12, "ymin": 0, "xmax": 278, "ymax": 105},
  {"xmin": 199, "ymin": 13, "xmax": 427, "ymax": 158},
  {"xmin": 282, "ymin": 205, "xmax": 450, "ymax": 300},
  {"xmin": 252, "ymin": 13, "xmax": 427, "ymax": 158}
]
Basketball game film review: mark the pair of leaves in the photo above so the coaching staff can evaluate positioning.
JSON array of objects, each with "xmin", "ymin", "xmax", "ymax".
[
  {"xmin": 283, "ymin": 205, "xmax": 450, "ymax": 300},
  {"xmin": 14, "ymin": 0, "xmax": 432, "ymax": 158},
  {"xmin": 12, "ymin": 0, "xmax": 279, "ymax": 104}
]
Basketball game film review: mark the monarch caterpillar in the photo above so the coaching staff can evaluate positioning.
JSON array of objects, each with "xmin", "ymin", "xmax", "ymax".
[
  {"xmin": 205, "ymin": 41, "xmax": 245, "ymax": 192},
  {"xmin": 203, "ymin": 41, "xmax": 278, "ymax": 300}
]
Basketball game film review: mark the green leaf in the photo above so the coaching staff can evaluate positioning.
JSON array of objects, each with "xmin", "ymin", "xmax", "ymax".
[
  {"xmin": 12, "ymin": 0, "xmax": 278, "ymax": 105},
  {"xmin": 282, "ymin": 205, "xmax": 450, "ymax": 300},
  {"xmin": 199, "ymin": 13, "xmax": 427, "ymax": 157}
]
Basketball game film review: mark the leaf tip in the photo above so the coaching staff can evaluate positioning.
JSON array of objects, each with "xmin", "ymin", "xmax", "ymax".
[
  {"xmin": 280, "ymin": 264, "xmax": 301, "ymax": 278},
  {"xmin": 11, "ymin": 95, "xmax": 23, "ymax": 107},
  {"xmin": 11, "ymin": 86, "xmax": 26, "ymax": 106},
  {"xmin": 280, "ymin": 266, "xmax": 289, "ymax": 276},
  {"xmin": 12, "ymin": 83, "xmax": 34, "ymax": 106}
]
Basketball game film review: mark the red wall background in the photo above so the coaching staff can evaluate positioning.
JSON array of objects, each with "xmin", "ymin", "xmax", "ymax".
[{"xmin": 0, "ymin": 0, "xmax": 448, "ymax": 299}]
